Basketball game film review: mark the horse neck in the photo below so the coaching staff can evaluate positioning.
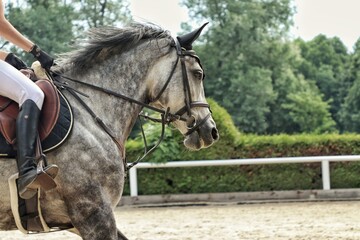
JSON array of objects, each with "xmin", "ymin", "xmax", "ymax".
[{"xmin": 68, "ymin": 50, "xmax": 154, "ymax": 142}]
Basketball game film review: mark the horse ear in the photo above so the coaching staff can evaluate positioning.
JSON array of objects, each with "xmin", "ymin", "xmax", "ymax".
[{"xmin": 177, "ymin": 22, "xmax": 209, "ymax": 50}]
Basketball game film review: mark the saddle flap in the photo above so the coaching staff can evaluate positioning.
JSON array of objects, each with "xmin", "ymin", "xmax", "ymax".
[
  {"xmin": 0, "ymin": 99, "xmax": 18, "ymax": 144},
  {"xmin": 0, "ymin": 79, "xmax": 60, "ymax": 144},
  {"xmin": 37, "ymin": 80, "xmax": 61, "ymax": 141}
]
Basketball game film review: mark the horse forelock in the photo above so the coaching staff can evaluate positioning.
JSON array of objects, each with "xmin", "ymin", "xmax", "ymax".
[{"xmin": 57, "ymin": 22, "xmax": 174, "ymax": 74}]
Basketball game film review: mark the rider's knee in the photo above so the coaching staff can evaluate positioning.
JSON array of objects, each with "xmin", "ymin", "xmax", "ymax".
[{"xmin": 22, "ymin": 86, "xmax": 44, "ymax": 110}]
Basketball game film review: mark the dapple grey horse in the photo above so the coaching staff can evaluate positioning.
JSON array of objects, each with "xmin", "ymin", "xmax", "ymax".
[{"xmin": 0, "ymin": 23, "xmax": 218, "ymax": 239}]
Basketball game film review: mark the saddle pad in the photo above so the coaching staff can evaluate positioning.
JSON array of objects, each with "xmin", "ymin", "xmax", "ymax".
[{"xmin": 0, "ymin": 90, "xmax": 73, "ymax": 157}]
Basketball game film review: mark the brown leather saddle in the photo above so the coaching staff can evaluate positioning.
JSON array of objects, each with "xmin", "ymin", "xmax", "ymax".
[
  {"xmin": 0, "ymin": 69, "xmax": 73, "ymax": 157},
  {"xmin": 0, "ymin": 73, "xmax": 60, "ymax": 146}
]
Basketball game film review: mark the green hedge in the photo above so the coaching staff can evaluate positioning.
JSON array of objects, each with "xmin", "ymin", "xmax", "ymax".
[{"xmin": 123, "ymin": 99, "xmax": 360, "ymax": 195}]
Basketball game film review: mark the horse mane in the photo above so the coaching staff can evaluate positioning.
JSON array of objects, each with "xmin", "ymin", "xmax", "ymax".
[{"xmin": 56, "ymin": 22, "xmax": 173, "ymax": 73}]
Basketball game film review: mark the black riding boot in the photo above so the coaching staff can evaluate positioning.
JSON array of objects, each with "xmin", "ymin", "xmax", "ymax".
[{"xmin": 16, "ymin": 99, "xmax": 58, "ymax": 199}]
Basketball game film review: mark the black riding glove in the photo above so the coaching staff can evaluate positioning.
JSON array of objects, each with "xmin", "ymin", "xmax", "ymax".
[
  {"xmin": 30, "ymin": 45, "xmax": 54, "ymax": 70},
  {"xmin": 4, "ymin": 53, "xmax": 28, "ymax": 70}
]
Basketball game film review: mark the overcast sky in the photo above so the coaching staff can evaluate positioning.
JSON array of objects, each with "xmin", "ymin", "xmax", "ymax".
[
  {"xmin": 292, "ymin": 0, "xmax": 360, "ymax": 51},
  {"xmin": 129, "ymin": 0, "xmax": 360, "ymax": 51},
  {"xmin": 129, "ymin": 0, "xmax": 188, "ymax": 37}
]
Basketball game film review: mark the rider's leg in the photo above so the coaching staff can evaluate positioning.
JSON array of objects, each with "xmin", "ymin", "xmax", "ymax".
[
  {"xmin": 0, "ymin": 60, "xmax": 43, "ymax": 107},
  {"xmin": 0, "ymin": 60, "xmax": 58, "ymax": 199},
  {"xmin": 16, "ymin": 99, "xmax": 58, "ymax": 199}
]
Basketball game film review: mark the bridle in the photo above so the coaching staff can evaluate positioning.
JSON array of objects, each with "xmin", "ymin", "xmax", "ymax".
[
  {"xmin": 151, "ymin": 38, "xmax": 212, "ymax": 135},
  {"xmin": 48, "ymin": 38, "xmax": 211, "ymax": 170}
]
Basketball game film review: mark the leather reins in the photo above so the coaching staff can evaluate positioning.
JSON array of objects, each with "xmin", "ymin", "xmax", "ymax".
[{"xmin": 48, "ymin": 38, "xmax": 211, "ymax": 171}]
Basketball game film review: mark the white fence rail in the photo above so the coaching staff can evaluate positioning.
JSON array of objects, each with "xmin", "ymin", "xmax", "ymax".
[{"xmin": 128, "ymin": 155, "xmax": 360, "ymax": 197}]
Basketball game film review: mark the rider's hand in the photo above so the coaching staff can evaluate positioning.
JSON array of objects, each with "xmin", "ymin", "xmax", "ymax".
[{"xmin": 29, "ymin": 45, "xmax": 54, "ymax": 70}]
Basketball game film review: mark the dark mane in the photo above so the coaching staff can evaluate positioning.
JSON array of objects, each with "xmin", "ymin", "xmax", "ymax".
[{"xmin": 57, "ymin": 22, "xmax": 173, "ymax": 72}]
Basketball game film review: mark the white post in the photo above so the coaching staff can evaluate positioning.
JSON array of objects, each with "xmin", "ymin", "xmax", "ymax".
[
  {"xmin": 129, "ymin": 167, "xmax": 138, "ymax": 197},
  {"xmin": 321, "ymin": 160, "xmax": 331, "ymax": 190}
]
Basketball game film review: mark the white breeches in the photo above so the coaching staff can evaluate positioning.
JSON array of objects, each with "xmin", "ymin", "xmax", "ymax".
[{"xmin": 0, "ymin": 60, "xmax": 44, "ymax": 109}]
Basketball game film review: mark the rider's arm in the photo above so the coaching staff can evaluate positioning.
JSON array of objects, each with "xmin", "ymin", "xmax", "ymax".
[
  {"xmin": 0, "ymin": 0, "xmax": 54, "ymax": 69},
  {"xmin": 0, "ymin": 0, "xmax": 34, "ymax": 53}
]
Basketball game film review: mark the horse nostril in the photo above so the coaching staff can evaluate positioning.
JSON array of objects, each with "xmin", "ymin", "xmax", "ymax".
[{"xmin": 211, "ymin": 128, "xmax": 219, "ymax": 141}]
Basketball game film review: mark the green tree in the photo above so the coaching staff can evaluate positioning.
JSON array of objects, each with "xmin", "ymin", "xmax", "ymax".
[
  {"xmin": 267, "ymin": 50, "xmax": 337, "ymax": 134},
  {"xmin": 72, "ymin": 0, "xmax": 131, "ymax": 31},
  {"xmin": 282, "ymin": 83, "xmax": 336, "ymax": 133},
  {"xmin": 230, "ymin": 67, "xmax": 275, "ymax": 133},
  {"xmin": 339, "ymin": 38, "xmax": 360, "ymax": 132},
  {"xmin": 182, "ymin": 0, "xmax": 294, "ymax": 133},
  {"xmin": 182, "ymin": 0, "xmax": 335, "ymax": 134},
  {"xmin": 294, "ymin": 35, "xmax": 349, "ymax": 129},
  {"xmin": 4, "ymin": 1, "xmax": 75, "ymax": 63},
  {"xmin": 1, "ymin": 0, "xmax": 131, "ymax": 64}
]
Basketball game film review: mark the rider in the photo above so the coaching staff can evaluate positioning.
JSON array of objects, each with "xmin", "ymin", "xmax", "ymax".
[{"xmin": 0, "ymin": 0, "xmax": 58, "ymax": 199}]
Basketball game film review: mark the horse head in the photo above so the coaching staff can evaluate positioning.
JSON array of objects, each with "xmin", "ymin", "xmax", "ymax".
[{"xmin": 147, "ymin": 23, "xmax": 219, "ymax": 150}]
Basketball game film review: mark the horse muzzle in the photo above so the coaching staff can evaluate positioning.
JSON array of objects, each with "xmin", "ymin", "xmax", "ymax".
[{"xmin": 183, "ymin": 116, "xmax": 219, "ymax": 150}]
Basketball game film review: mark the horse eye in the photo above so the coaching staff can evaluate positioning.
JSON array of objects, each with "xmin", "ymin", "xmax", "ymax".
[{"xmin": 193, "ymin": 70, "xmax": 203, "ymax": 80}]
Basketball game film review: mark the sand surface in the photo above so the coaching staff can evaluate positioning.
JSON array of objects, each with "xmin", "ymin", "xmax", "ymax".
[{"xmin": 0, "ymin": 201, "xmax": 360, "ymax": 240}]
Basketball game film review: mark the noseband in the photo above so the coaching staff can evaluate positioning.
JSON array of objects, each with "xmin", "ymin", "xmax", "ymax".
[{"xmin": 49, "ymin": 37, "xmax": 212, "ymax": 170}]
